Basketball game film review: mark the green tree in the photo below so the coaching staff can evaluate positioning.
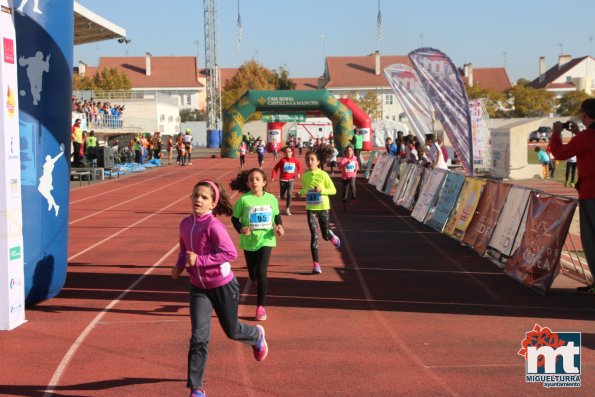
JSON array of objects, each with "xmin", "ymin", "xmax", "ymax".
[
  {"xmin": 73, "ymin": 67, "xmax": 131, "ymax": 91},
  {"xmin": 353, "ymin": 92, "xmax": 382, "ymax": 121},
  {"xmin": 557, "ymin": 91, "xmax": 592, "ymax": 116},
  {"xmin": 180, "ymin": 108, "xmax": 205, "ymax": 122},
  {"xmin": 506, "ymin": 85, "xmax": 556, "ymax": 117},
  {"xmin": 73, "ymin": 74, "xmax": 95, "ymax": 90},
  {"xmin": 273, "ymin": 66, "xmax": 296, "ymax": 90},
  {"xmin": 465, "ymin": 85, "xmax": 507, "ymax": 118}
]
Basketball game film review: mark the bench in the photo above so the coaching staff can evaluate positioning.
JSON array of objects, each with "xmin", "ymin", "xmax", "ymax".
[
  {"xmin": 104, "ymin": 168, "xmax": 120, "ymax": 179},
  {"xmin": 73, "ymin": 167, "xmax": 105, "ymax": 181},
  {"xmin": 70, "ymin": 171, "xmax": 91, "ymax": 186}
]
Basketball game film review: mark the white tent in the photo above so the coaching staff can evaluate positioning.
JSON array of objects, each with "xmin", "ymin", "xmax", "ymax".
[{"xmin": 372, "ymin": 120, "xmax": 409, "ymax": 147}]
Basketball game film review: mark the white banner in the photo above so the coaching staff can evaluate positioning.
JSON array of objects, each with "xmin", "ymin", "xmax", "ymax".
[
  {"xmin": 0, "ymin": 0, "xmax": 26, "ymax": 330},
  {"xmin": 411, "ymin": 168, "xmax": 448, "ymax": 222},
  {"xmin": 469, "ymin": 99, "xmax": 491, "ymax": 170},
  {"xmin": 384, "ymin": 64, "xmax": 433, "ymax": 144},
  {"xmin": 487, "ymin": 186, "xmax": 530, "ymax": 259},
  {"xmin": 393, "ymin": 163, "xmax": 414, "ymax": 206},
  {"xmin": 401, "ymin": 165, "xmax": 424, "ymax": 210}
]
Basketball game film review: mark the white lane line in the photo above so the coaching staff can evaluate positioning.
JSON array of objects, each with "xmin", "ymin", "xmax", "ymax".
[
  {"xmin": 361, "ymin": 184, "xmax": 501, "ymax": 301},
  {"xmin": 332, "ymin": 208, "xmax": 461, "ymax": 396},
  {"xmin": 43, "ymin": 244, "xmax": 179, "ymax": 397},
  {"xmin": 70, "ymin": 158, "xmax": 216, "ymax": 204},
  {"xmin": 239, "ymin": 293, "xmax": 595, "ymax": 312},
  {"xmin": 69, "ymin": 161, "xmax": 220, "ymax": 224}
]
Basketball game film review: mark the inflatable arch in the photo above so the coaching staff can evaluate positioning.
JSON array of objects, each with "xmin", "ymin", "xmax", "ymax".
[{"xmin": 222, "ymin": 90, "xmax": 354, "ymax": 158}]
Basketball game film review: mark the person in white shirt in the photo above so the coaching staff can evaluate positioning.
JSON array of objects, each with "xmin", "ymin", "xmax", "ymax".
[{"xmin": 425, "ymin": 135, "xmax": 447, "ymax": 170}]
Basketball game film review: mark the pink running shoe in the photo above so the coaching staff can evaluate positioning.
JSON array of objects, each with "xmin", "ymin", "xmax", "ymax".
[
  {"xmin": 253, "ymin": 325, "xmax": 268, "ymax": 362},
  {"xmin": 255, "ymin": 306, "xmax": 267, "ymax": 321},
  {"xmin": 189, "ymin": 389, "xmax": 206, "ymax": 397},
  {"xmin": 312, "ymin": 262, "xmax": 322, "ymax": 274},
  {"xmin": 331, "ymin": 234, "xmax": 341, "ymax": 249}
]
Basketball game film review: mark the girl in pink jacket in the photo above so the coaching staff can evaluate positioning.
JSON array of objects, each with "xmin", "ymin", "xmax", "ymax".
[
  {"xmin": 339, "ymin": 145, "xmax": 360, "ymax": 211},
  {"xmin": 172, "ymin": 179, "xmax": 268, "ymax": 397}
]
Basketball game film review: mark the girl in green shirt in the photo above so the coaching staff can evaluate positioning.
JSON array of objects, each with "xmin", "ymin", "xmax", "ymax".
[
  {"xmin": 230, "ymin": 168, "xmax": 285, "ymax": 321},
  {"xmin": 298, "ymin": 148, "xmax": 341, "ymax": 274}
]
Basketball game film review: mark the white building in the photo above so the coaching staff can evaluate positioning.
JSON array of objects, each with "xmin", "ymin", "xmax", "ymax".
[{"xmin": 529, "ymin": 55, "xmax": 595, "ymax": 97}]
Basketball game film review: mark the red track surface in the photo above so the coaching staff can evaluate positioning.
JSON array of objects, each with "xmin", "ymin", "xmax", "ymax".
[{"xmin": 1, "ymin": 154, "xmax": 594, "ymax": 397}]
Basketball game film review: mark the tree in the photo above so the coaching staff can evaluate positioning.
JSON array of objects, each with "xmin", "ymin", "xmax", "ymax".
[
  {"xmin": 557, "ymin": 91, "xmax": 592, "ymax": 116},
  {"xmin": 273, "ymin": 66, "xmax": 296, "ymax": 90},
  {"xmin": 73, "ymin": 67, "xmax": 131, "ymax": 91},
  {"xmin": 465, "ymin": 85, "xmax": 506, "ymax": 118},
  {"xmin": 180, "ymin": 108, "xmax": 205, "ymax": 122},
  {"xmin": 505, "ymin": 85, "xmax": 556, "ymax": 117},
  {"xmin": 353, "ymin": 92, "xmax": 382, "ymax": 121}
]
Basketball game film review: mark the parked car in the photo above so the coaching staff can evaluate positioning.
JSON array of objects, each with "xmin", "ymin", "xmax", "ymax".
[{"xmin": 529, "ymin": 127, "xmax": 552, "ymax": 142}]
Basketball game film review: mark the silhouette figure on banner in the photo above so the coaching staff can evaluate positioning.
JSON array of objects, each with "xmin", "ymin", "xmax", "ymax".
[
  {"xmin": 38, "ymin": 144, "xmax": 64, "ymax": 217},
  {"xmin": 17, "ymin": 0, "xmax": 43, "ymax": 15},
  {"xmin": 18, "ymin": 51, "xmax": 50, "ymax": 106}
]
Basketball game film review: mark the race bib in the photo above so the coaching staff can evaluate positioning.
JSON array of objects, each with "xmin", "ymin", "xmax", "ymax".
[
  {"xmin": 283, "ymin": 162, "xmax": 296, "ymax": 173},
  {"xmin": 248, "ymin": 205, "xmax": 273, "ymax": 230},
  {"xmin": 240, "ymin": 148, "xmax": 246, "ymax": 155},
  {"xmin": 306, "ymin": 190, "xmax": 323, "ymax": 205},
  {"xmin": 346, "ymin": 161, "xmax": 356, "ymax": 172}
]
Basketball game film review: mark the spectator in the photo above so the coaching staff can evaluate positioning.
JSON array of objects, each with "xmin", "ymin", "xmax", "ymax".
[
  {"xmin": 549, "ymin": 98, "xmax": 595, "ymax": 295},
  {"xmin": 71, "ymin": 119, "xmax": 83, "ymax": 167},
  {"xmin": 534, "ymin": 146, "xmax": 550, "ymax": 179}
]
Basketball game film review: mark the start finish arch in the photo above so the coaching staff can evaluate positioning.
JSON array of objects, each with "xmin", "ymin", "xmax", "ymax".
[{"xmin": 222, "ymin": 90, "xmax": 354, "ymax": 158}]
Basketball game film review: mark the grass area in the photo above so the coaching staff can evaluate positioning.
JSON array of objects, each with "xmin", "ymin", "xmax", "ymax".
[{"xmin": 527, "ymin": 147, "xmax": 575, "ymax": 185}]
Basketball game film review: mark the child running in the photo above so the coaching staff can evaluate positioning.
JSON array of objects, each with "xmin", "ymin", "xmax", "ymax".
[
  {"xmin": 298, "ymin": 147, "xmax": 341, "ymax": 274},
  {"xmin": 230, "ymin": 168, "xmax": 284, "ymax": 321},
  {"xmin": 255, "ymin": 139, "xmax": 266, "ymax": 169},
  {"xmin": 271, "ymin": 146, "xmax": 302, "ymax": 216},
  {"xmin": 339, "ymin": 145, "xmax": 360, "ymax": 211},
  {"xmin": 171, "ymin": 179, "xmax": 268, "ymax": 397},
  {"xmin": 239, "ymin": 141, "xmax": 247, "ymax": 170}
]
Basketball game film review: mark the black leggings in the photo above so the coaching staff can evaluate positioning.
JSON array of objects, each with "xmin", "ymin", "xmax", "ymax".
[
  {"xmin": 307, "ymin": 210, "xmax": 335, "ymax": 262},
  {"xmin": 566, "ymin": 162, "xmax": 577, "ymax": 183},
  {"xmin": 342, "ymin": 177, "xmax": 357, "ymax": 202},
  {"xmin": 280, "ymin": 180, "xmax": 294, "ymax": 208},
  {"xmin": 243, "ymin": 247, "xmax": 272, "ymax": 306}
]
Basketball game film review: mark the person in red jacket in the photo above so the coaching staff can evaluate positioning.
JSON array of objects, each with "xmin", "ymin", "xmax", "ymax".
[
  {"xmin": 549, "ymin": 98, "xmax": 595, "ymax": 295},
  {"xmin": 271, "ymin": 146, "xmax": 302, "ymax": 216}
]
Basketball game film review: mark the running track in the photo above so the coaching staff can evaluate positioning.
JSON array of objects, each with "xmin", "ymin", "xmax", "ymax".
[{"xmin": 1, "ymin": 154, "xmax": 593, "ymax": 396}]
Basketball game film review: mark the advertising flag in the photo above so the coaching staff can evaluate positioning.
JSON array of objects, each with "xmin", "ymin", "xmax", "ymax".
[
  {"xmin": 384, "ymin": 64, "xmax": 434, "ymax": 144},
  {"xmin": 424, "ymin": 172, "xmax": 466, "ymax": 232},
  {"xmin": 504, "ymin": 193, "xmax": 577, "ymax": 294},
  {"xmin": 411, "ymin": 168, "xmax": 448, "ymax": 223},
  {"xmin": 443, "ymin": 178, "xmax": 487, "ymax": 241},
  {"xmin": 408, "ymin": 48, "xmax": 473, "ymax": 175}
]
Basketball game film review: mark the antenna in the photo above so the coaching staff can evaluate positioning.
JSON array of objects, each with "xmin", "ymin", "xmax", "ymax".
[
  {"xmin": 589, "ymin": 36, "xmax": 593, "ymax": 55},
  {"xmin": 558, "ymin": 42, "xmax": 564, "ymax": 54},
  {"xmin": 376, "ymin": 0, "xmax": 382, "ymax": 48},
  {"xmin": 419, "ymin": 33, "xmax": 424, "ymax": 48},
  {"xmin": 236, "ymin": 0, "xmax": 242, "ymax": 51},
  {"xmin": 502, "ymin": 51, "xmax": 507, "ymax": 68}
]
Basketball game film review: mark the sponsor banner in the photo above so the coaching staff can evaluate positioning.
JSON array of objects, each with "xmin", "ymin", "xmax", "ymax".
[
  {"xmin": 369, "ymin": 153, "xmax": 391, "ymax": 187},
  {"xmin": 424, "ymin": 172, "xmax": 466, "ymax": 232},
  {"xmin": 383, "ymin": 160, "xmax": 401, "ymax": 195},
  {"xmin": 487, "ymin": 186, "xmax": 531, "ymax": 262},
  {"xmin": 469, "ymin": 99, "xmax": 491, "ymax": 169},
  {"xmin": 491, "ymin": 131, "xmax": 511, "ymax": 178},
  {"xmin": 443, "ymin": 177, "xmax": 487, "ymax": 241},
  {"xmin": 261, "ymin": 112, "xmax": 306, "ymax": 123},
  {"xmin": 1, "ymin": 0, "xmax": 26, "ymax": 330},
  {"xmin": 375, "ymin": 156, "xmax": 396, "ymax": 192},
  {"xmin": 384, "ymin": 64, "xmax": 433, "ymax": 143},
  {"xmin": 363, "ymin": 150, "xmax": 378, "ymax": 179},
  {"xmin": 393, "ymin": 163, "xmax": 413, "ymax": 205},
  {"xmin": 411, "ymin": 168, "xmax": 448, "ymax": 223},
  {"xmin": 504, "ymin": 193, "xmax": 577, "ymax": 294},
  {"xmin": 400, "ymin": 165, "xmax": 425, "ymax": 210},
  {"xmin": 267, "ymin": 129, "xmax": 281, "ymax": 144},
  {"xmin": 462, "ymin": 180, "xmax": 512, "ymax": 256},
  {"xmin": 409, "ymin": 48, "xmax": 473, "ymax": 175}
]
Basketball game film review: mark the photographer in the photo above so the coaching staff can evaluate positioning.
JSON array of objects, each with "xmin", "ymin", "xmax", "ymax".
[{"xmin": 549, "ymin": 98, "xmax": 595, "ymax": 295}]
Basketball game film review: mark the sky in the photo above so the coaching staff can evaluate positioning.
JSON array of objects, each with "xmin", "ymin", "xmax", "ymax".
[{"xmin": 73, "ymin": 0, "xmax": 595, "ymax": 84}]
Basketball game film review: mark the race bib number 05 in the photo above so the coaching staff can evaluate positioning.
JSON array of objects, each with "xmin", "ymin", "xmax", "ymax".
[{"xmin": 249, "ymin": 205, "xmax": 273, "ymax": 229}]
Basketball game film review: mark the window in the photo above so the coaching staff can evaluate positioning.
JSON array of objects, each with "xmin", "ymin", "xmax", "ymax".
[
  {"xmin": 385, "ymin": 94, "xmax": 393, "ymax": 105},
  {"xmin": 186, "ymin": 95, "xmax": 191, "ymax": 106}
]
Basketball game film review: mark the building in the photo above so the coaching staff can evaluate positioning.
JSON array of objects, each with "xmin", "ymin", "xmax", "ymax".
[{"xmin": 528, "ymin": 55, "xmax": 595, "ymax": 97}]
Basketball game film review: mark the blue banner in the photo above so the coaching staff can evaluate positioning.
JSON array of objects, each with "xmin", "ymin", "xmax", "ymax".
[
  {"xmin": 15, "ymin": 1, "xmax": 73, "ymax": 304},
  {"xmin": 424, "ymin": 172, "xmax": 465, "ymax": 232},
  {"xmin": 409, "ymin": 48, "xmax": 473, "ymax": 175}
]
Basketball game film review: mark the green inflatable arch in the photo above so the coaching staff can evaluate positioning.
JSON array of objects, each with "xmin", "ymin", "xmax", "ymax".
[{"xmin": 222, "ymin": 90, "xmax": 354, "ymax": 158}]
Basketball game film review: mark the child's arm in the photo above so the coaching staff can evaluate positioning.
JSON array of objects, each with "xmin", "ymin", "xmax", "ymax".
[
  {"xmin": 274, "ymin": 214, "xmax": 284, "ymax": 237},
  {"xmin": 195, "ymin": 222, "xmax": 238, "ymax": 266},
  {"xmin": 321, "ymin": 173, "xmax": 337, "ymax": 196},
  {"xmin": 172, "ymin": 234, "xmax": 188, "ymax": 279}
]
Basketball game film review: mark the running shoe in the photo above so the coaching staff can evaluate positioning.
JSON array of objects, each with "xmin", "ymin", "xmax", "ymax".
[
  {"xmin": 285, "ymin": 209, "xmax": 292, "ymax": 216},
  {"xmin": 577, "ymin": 285, "xmax": 595, "ymax": 295},
  {"xmin": 312, "ymin": 262, "xmax": 322, "ymax": 274},
  {"xmin": 331, "ymin": 234, "xmax": 341, "ymax": 249},
  {"xmin": 255, "ymin": 306, "xmax": 267, "ymax": 321},
  {"xmin": 351, "ymin": 199, "xmax": 357, "ymax": 207},
  {"xmin": 189, "ymin": 389, "xmax": 206, "ymax": 397},
  {"xmin": 253, "ymin": 325, "xmax": 268, "ymax": 361}
]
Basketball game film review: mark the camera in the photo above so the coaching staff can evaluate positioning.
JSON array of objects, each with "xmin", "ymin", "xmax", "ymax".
[{"xmin": 562, "ymin": 121, "xmax": 573, "ymax": 130}]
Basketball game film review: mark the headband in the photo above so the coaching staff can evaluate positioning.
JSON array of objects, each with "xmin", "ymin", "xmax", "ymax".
[{"xmin": 200, "ymin": 180, "xmax": 220, "ymax": 206}]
